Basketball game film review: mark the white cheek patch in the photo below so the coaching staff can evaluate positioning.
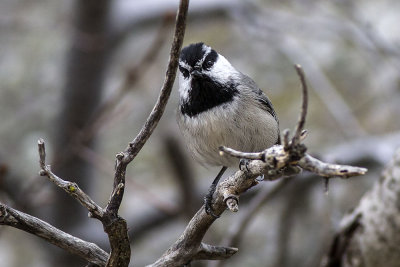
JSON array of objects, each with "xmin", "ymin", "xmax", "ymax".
[
  {"xmin": 178, "ymin": 73, "xmax": 191, "ymax": 102},
  {"xmin": 179, "ymin": 61, "xmax": 191, "ymax": 71},
  {"xmin": 178, "ymin": 60, "xmax": 192, "ymax": 102}
]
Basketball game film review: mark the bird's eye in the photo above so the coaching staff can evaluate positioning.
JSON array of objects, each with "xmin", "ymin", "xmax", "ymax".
[
  {"xmin": 202, "ymin": 60, "xmax": 213, "ymax": 70},
  {"xmin": 179, "ymin": 66, "xmax": 189, "ymax": 78}
]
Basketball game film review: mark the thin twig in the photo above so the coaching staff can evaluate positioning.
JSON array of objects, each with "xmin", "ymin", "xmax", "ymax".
[
  {"xmin": 292, "ymin": 64, "xmax": 308, "ymax": 146},
  {"xmin": 219, "ymin": 146, "xmax": 265, "ymax": 160},
  {"xmin": 193, "ymin": 243, "xmax": 238, "ymax": 260},
  {"xmin": 104, "ymin": 0, "xmax": 189, "ymax": 216},
  {"xmin": 39, "ymin": 139, "xmax": 131, "ymax": 266},
  {"xmin": 125, "ymin": 0, "xmax": 189, "ymax": 164},
  {"xmin": 299, "ymin": 154, "xmax": 367, "ymax": 178},
  {"xmin": 38, "ymin": 139, "xmax": 105, "ymax": 219}
]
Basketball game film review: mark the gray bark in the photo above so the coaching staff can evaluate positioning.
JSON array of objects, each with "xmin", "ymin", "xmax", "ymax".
[{"xmin": 323, "ymin": 148, "xmax": 400, "ymax": 267}]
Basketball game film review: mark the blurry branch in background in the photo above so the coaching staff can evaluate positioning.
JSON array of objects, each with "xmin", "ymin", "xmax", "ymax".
[
  {"xmin": 163, "ymin": 135, "xmax": 200, "ymax": 219},
  {"xmin": 81, "ymin": 15, "xmax": 175, "ymax": 143},
  {"xmin": 108, "ymin": 1, "xmax": 242, "ymax": 52},
  {"xmin": 233, "ymin": 5, "xmax": 367, "ymax": 138},
  {"xmin": 208, "ymin": 178, "xmax": 293, "ymax": 267},
  {"xmin": 279, "ymin": 37, "xmax": 367, "ymax": 138},
  {"xmin": 274, "ymin": 176, "xmax": 321, "ymax": 267},
  {"xmin": 146, "ymin": 65, "xmax": 367, "ymax": 267},
  {"xmin": 322, "ymin": 148, "xmax": 400, "ymax": 267}
]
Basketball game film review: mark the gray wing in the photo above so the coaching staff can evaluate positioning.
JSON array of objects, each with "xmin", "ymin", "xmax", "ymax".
[
  {"xmin": 239, "ymin": 73, "xmax": 279, "ymax": 122},
  {"xmin": 239, "ymin": 73, "xmax": 281, "ymax": 144}
]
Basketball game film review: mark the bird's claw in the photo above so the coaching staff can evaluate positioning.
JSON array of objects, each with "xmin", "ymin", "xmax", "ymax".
[
  {"xmin": 239, "ymin": 158, "xmax": 251, "ymax": 172},
  {"xmin": 204, "ymin": 189, "xmax": 220, "ymax": 218}
]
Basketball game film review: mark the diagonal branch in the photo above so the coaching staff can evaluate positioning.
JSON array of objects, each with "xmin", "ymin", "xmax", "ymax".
[
  {"xmin": 105, "ymin": 0, "xmax": 189, "ymax": 217},
  {"xmin": 0, "ymin": 203, "xmax": 108, "ymax": 266},
  {"xmin": 38, "ymin": 139, "xmax": 105, "ymax": 219},
  {"xmin": 193, "ymin": 243, "xmax": 238, "ymax": 261},
  {"xmin": 125, "ymin": 0, "xmax": 189, "ymax": 164},
  {"xmin": 38, "ymin": 138, "xmax": 131, "ymax": 266}
]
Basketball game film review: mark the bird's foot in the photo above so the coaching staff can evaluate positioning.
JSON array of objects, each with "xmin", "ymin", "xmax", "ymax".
[
  {"xmin": 239, "ymin": 158, "xmax": 251, "ymax": 172},
  {"xmin": 204, "ymin": 184, "xmax": 220, "ymax": 218}
]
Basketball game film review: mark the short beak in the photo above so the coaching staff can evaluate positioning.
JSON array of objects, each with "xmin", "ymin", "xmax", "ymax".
[
  {"xmin": 191, "ymin": 70, "xmax": 202, "ymax": 78},
  {"xmin": 191, "ymin": 67, "xmax": 203, "ymax": 78}
]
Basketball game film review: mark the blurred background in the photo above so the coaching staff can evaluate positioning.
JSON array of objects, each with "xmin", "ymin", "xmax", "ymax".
[{"xmin": 0, "ymin": 0, "xmax": 399, "ymax": 266}]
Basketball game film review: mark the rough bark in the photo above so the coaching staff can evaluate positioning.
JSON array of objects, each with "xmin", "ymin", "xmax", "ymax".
[
  {"xmin": 0, "ymin": 203, "xmax": 108, "ymax": 266},
  {"xmin": 323, "ymin": 148, "xmax": 400, "ymax": 267}
]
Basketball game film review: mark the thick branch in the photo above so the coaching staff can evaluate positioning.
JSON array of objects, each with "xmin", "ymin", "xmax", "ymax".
[{"xmin": 0, "ymin": 203, "xmax": 108, "ymax": 266}]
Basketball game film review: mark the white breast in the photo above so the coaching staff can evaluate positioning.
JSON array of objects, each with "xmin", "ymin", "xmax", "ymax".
[{"xmin": 177, "ymin": 95, "xmax": 279, "ymax": 167}]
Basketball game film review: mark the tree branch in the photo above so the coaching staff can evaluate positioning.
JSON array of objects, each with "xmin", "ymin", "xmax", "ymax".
[
  {"xmin": 38, "ymin": 139, "xmax": 105, "ymax": 219},
  {"xmin": 193, "ymin": 243, "xmax": 238, "ymax": 260},
  {"xmin": 105, "ymin": 0, "xmax": 189, "ymax": 216},
  {"xmin": 0, "ymin": 203, "xmax": 108, "ymax": 266},
  {"xmin": 38, "ymin": 138, "xmax": 130, "ymax": 266},
  {"xmin": 125, "ymin": 0, "xmax": 189, "ymax": 163}
]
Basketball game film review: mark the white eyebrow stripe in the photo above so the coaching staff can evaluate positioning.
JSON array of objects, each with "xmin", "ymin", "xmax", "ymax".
[{"xmin": 179, "ymin": 61, "xmax": 191, "ymax": 70}]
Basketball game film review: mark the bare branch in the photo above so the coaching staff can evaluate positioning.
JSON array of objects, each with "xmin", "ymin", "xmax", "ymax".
[
  {"xmin": 37, "ymin": 139, "xmax": 104, "ymax": 219},
  {"xmin": 219, "ymin": 146, "xmax": 265, "ymax": 160},
  {"xmin": 82, "ymin": 16, "xmax": 174, "ymax": 143},
  {"xmin": 292, "ymin": 64, "xmax": 308, "ymax": 146},
  {"xmin": 163, "ymin": 135, "xmax": 199, "ymax": 218},
  {"xmin": 299, "ymin": 154, "xmax": 367, "ymax": 178},
  {"xmin": 0, "ymin": 203, "xmax": 108, "ymax": 266},
  {"xmin": 124, "ymin": 0, "xmax": 189, "ymax": 164},
  {"xmin": 222, "ymin": 179, "xmax": 292, "ymax": 248},
  {"xmin": 193, "ymin": 243, "xmax": 238, "ymax": 260},
  {"xmin": 105, "ymin": 0, "xmax": 189, "ymax": 217}
]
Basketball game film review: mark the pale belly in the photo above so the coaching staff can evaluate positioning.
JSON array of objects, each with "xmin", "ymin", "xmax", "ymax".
[{"xmin": 177, "ymin": 104, "xmax": 279, "ymax": 167}]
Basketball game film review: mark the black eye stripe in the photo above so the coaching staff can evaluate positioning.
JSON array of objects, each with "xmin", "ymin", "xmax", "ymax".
[{"xmin": 179, "ymin": 65, "xmax": 189, "ymax": 78}]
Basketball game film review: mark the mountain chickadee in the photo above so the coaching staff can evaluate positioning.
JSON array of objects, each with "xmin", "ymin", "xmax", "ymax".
[{"xmin": 177, "ymin": 42, "xmax": 280, "ymax": 217}]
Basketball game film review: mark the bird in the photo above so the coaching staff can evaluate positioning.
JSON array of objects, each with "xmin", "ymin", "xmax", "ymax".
[{"xmin": 176, "ymin": 42, "xmax": 280, "ymax": 217}]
